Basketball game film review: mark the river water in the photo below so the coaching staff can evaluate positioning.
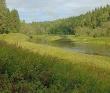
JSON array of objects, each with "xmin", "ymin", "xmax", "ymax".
[{"xmin": 30, "ymin": 37, "xmax": 110, "ymax": 57}]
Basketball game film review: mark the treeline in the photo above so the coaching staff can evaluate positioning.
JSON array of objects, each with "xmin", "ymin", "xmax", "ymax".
[
  {"xmin": 41, "ymin": 4, "xmax": 110, "ymax": 37},
  {"xmin": 20, "ymin": 20, "xmax": 46, "ymax": 35},
  {"xmin": 0, "ymin": 0, "xmax": 20, "ymax": 34},
  {"xmin": 74, "ymin": 4, "xmax": 110, "ymax": 37},
  {"xmin": 26, "ymin": 4, "xmax": 110, "ymax": 37},
  {"xmin": 0, "ymin": 0, "xmax": 110, "ymax": 37}
]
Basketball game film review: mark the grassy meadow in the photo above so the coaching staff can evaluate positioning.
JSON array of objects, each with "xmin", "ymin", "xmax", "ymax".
[
  {"xmin": 29, "ymin": 34, "xmax": 61, "ymax": 41},
  {"xmin": 0, "ymin": 33, "xmax": 110, "ymax": 92},
  {"xmin": 28, "ymin": 34, "xmax": 110, "ymax": 45},
  {"xmin": 67, "ymin": 35, "xmax": 110, "ymax": 45}
]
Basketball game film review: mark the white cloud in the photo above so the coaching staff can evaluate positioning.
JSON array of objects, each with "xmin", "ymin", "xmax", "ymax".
[
  {"xmin": 6, "ymin": 0, "xmax": 110, "ymax": 23},
  {"xmin": 42, "ymin": 6, "xmax": 59, "ymax": 18}
]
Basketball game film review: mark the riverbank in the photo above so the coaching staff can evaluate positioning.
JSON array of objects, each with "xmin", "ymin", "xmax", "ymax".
[
  {"xmin": 29, "ymin": 34, "xmax": 61, "ymax": 41},
  {"xmin": 28, "ymin": 34, "xmax": 110, "ymax": 45},
  {"xmin": 67, "ymin": 35, "xmax": 110, "ymax": 45},
  {"xmin": 0, "ymin": 33, "xmax": 110, "ymax": 69},
  {"xmin": 28, "ymin": 34, "xmax": 110, "ymax": 57},
  {"xmin": 0, "ymin": 33, "xmax": 110, "ymax": 92}
]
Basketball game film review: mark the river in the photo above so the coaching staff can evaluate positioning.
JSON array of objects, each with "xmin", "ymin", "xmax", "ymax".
[{"xmin": 29, "ymin": 36, "xmax": 110, "ymax": 57}]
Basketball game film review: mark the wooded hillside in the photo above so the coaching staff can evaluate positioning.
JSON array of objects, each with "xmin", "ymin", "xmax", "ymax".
[
  {"xmin": 26, "ymin": 4, "xmax": 110, "ymax": 37},
  {"xmin": 36, "ymin": 4, "xmax": 110, "ymax": 37},
  {"xmin": 0, "ymin": 0, "xmax": 110, "ymax": 37}
]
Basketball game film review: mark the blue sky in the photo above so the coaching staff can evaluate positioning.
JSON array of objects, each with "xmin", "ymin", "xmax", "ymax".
[{"xmin": 6, "ymin": 0, "xmax": 110, "ymax": 23}]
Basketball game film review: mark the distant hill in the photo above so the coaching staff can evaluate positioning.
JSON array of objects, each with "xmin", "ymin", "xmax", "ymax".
[
  {"xmin": 0, "ymin": 0, "xmax": 110, "ymax": 37},
  {"xmin": 28, "ymin": 4, "xmax": 110, "ymax": 37}
]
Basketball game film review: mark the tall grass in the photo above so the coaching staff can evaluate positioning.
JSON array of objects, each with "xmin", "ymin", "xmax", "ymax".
[
  {"xmin": 28, "ymin": 34, "xmax": 61, "ymax": 42},
  {"xmin": 0, "ymin": 40, "xmax": 110, "ymax": 93},
  {"xmin": 0, "ymin": 33, "xmax": 110, "ymax": 92}
]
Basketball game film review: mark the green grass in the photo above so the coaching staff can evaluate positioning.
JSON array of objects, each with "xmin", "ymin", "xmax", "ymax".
[
  {"xmin": 0, "ymin": 40, "xmax": 110, "ymax": 93},
  {"xmin": 0, "ymin": 33, "xmax": 110, "ymax": 92},
  {"xmin": 29, "ymin": 34, "xmax": 61, "ymax": 41},
  {"xmin": 67, "ymin": 35, "xmax": 110, "ymax": 45},
  {"xmin": 28, "ymin": 34, "xmax": 110, "ymax": 45}
]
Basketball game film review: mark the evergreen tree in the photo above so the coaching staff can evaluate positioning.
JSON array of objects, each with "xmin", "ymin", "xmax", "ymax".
[
  {"xmin": 5, "ymin": 8, "xmax": 15, "ymax": 33},
  {"xmin": 0, "ymin": 0, "xmax": 7, "ymax": 33},
  {"xmin": 11, "ymin": 9, "xmax": 20, "ymax": 33},
  {"xmin": 0, "ymin": 0, "xmax": 21, "ymax": 34}
]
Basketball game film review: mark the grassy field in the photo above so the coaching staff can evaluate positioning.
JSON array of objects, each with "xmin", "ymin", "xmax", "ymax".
[
  {"xmin": 28, "ymin": 34, "xmax": 110, "ymax": 45},
  {"xmin": 29, "ymin": 34, "xmax": 61, "ymax": 41},
  {"xmin": 0, "ymin": 33, "xmax": 110, "ymax": 92},
  {"xmin": 67, "ymin": 35, "xmax": 110, "ymax": 45}
]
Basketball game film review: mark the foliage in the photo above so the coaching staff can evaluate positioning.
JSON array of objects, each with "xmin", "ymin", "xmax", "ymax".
[
  {"xmin": 0, "ymin": 0, "xmax": 20, "ymax": 34},
  {"xmin": 21, "ymin": 4, "xmax": 110, "ymax": 37},
  {"xmin": 20, "ymin": 20, "xmax": 46, "ymax": 35},
  {"xmin": 44, "ymin": 4, "xmax": 110, "ymax": 36},
  {"xmin": 0, "ymin": 34, "xmax": 110, "ymax": 92},
  {"xmin": 1, "ymin": 0, "xmax": 110, "ymax": 37},
  {"xmin": 11, "ymin": 9, "xmax": 20, "ymax": 33}
]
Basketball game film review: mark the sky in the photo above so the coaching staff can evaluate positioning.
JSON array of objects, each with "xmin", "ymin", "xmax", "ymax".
[{"xmin": 6, "ymin": 0, "xmax": 110, "ymax": 23}]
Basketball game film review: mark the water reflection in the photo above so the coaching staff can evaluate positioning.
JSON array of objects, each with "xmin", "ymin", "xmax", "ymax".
[
  {"xmin": 30, "ymin": 37, "xmax": 110, "ymax": 57},
  {"xmin": 50, "ymin": 38, "xmax": 110, "ymax": 56}
]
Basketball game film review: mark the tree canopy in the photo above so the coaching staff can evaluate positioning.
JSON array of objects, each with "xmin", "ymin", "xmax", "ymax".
[
  {"xmin": 0, "ymin": 0, "xmax": 20, "ymax": 34},
  {"xmin": 0, "ymin": 0, "xmax": 110, "ymax": 37},
  {"xmin": 25, "ymin": 4, "xmax": 110, "ymax": 37}
]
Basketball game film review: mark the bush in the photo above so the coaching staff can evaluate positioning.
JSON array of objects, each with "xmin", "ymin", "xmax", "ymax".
[{"xmin": 0, "ymin": 41, "xmax": 110, "ymax": 92}]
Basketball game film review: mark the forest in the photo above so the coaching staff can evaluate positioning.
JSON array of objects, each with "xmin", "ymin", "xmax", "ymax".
[
  {"xmin": 20, "ymin": 4, "xmax": 110, "ymax": 37},
  {"xmin": 0, "ymin": 0, "xmax": 20, "ymax": 34},
  {"xmin": 0, "ymin": 0, "xmax": 110, "ymax": 37}
]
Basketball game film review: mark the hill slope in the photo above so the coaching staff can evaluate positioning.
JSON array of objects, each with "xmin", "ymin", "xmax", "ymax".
[
  {"xmin": 21, "ymin": 4, "xmax": 110, "ymax": 37},
  {"xmin": 0, "ymin": 33, "xmax": 110, "ymax": 92}
]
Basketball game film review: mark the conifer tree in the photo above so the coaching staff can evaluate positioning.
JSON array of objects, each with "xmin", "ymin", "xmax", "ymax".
[
  {"xmin": 5, "ymin": 8, "xmax": 15, "ymax": 33},
  {"xmin": 0, "ymin": 0, "xmax": 7, "ymax": 33},
  {"xmin": 11, "ymin": 9, "xmax": 20, "ymax": 33}
]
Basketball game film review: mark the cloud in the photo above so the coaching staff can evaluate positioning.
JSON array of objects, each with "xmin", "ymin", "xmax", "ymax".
[
  {"xmin": 6, "ymin": 0, "xmax": 110, "ymax": 23},
  {"xmin": 42, "ymin": 6, "xmax": 59, "ymax": 18}
]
